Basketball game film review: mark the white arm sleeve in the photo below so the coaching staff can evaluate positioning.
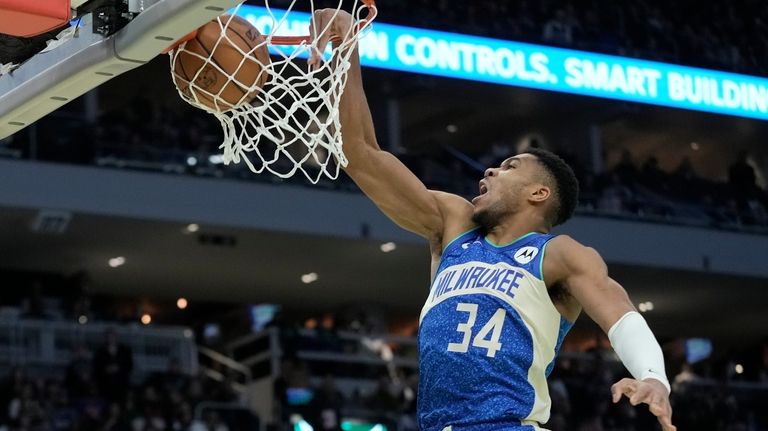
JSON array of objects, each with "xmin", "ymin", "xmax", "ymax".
[{"xmin": 608, "ymin": 311, "xmax": 671, "ymax": 394}]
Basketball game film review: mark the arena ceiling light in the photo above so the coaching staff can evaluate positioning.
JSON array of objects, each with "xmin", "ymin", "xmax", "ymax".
[
  {"xmin": 301, "ymin": 272, "xmax": 318, "ymax": 284},
  {"xmin": 183, "ymin": 223, "xmax": 200, "ymax": 234},
  {"xmin": 638, "ymin": 301, "xmax": 654, "ymax": 312},
  {"xmin": 108, "ymin": 256, "xmax": 126, "ymax": 268},
  {"xmin": 208, "ymin": 154, "xmax": 225, "ymax": 164},
  {"xmin": 380, "ymin": 242, "xmax": 397, "ymax": 253}
]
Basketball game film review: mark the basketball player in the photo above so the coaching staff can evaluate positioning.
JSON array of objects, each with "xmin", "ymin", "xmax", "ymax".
[{"xmin": 310, "ymin": 10, "xmax": 676, "ymax": 431}]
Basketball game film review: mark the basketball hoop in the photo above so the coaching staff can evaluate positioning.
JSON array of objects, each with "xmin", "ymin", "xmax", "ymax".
[{"xmin": 167, "ymin": 1, "xmax": 377, "ymax": 183}]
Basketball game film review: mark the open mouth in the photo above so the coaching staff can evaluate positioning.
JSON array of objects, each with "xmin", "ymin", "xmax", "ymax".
[
  {"xmin": 479, "ymin": 181, "xmax": 488, "ymax": 195},
  {"xmin": 472, "ymin": 181, "xmax": 488, "ymax": 204}
]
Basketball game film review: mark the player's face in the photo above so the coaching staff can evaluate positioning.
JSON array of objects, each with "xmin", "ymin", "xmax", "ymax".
[{"xmin": 471, "ymin": 154, "xmax": 541, "ymax": 228}]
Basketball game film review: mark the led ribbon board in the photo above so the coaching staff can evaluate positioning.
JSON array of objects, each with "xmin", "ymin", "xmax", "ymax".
[{"xmin": 238, "ymin": 5, "xmax": 768, "ymax": 121}]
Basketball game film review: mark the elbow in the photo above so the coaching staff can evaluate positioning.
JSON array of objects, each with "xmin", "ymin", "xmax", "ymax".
[{"xmin": 342, "ymin": 143, "xmax": 381, "ymax": 171}]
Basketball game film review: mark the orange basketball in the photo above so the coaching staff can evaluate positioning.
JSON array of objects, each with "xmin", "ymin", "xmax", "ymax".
[{"xmin": 173, "ymin": 15, "xmax": 270, "ymax": 112}]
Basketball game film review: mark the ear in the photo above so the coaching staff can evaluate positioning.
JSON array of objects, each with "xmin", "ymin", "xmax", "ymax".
[{"xmin": 528, "ymin": 185, "xmax": 551, "ymax": 203}]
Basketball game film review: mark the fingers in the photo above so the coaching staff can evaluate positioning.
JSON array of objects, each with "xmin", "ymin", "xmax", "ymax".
[
  {"xmin": 649, "ymin": 395, "xmax": 676, "ymax": 431},
  {"xmin": 308, "ymin": 10, "xmax": 329, "ymax": 68},
  {"xmin": 658, "ymin": 413, "xmax": 676, "ymax": 431},
  {"xmin": 307, "ymin": 9, "xmax": 355, "ymax": 69},
  {"xmin": 628, "ymin": 383, "xmax": 652, "ymax": 405},
  {"xmin": 308, "ymin": 9, "xmax": 339, "ymax": 68},
  {"xmin": 610, "ymin": 378, "xmax": 637, "ymax": 403},
  {"xmin": 655, "ymin": 405, "xmax": 676, "ymax": 431},
  {"xmin": 613, "ymin": 379, "xmax": 677, "ymax": 431}
]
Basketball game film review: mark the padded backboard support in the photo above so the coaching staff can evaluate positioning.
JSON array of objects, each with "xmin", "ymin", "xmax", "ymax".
[
  {"xmin": 0, "ymin": 0, "xmax": 72, "ymax": 37},
  {"xmin": 0, "ymin": 0, "xmax": 243, "ymax": 140}
]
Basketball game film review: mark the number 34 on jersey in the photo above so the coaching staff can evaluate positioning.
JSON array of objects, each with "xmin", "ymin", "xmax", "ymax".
[{"xmin": 447, "ymin": 302, "xmax": 507, "ymax": 358}]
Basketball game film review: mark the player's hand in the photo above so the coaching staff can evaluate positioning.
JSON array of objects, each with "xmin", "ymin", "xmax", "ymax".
[
  {"xmin": 611, "ymin": 378, "xmax": 676, "ymax": 431},
  {"xmin": 308, "ymin": 9, "xmax": 355, "ymax": 68}
]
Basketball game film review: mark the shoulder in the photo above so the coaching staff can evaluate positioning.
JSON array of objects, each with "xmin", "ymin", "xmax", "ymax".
[
  {"xmin": 430, "ymin": 190, "xmax": 473, "ymax": 215},
  {"xmin": 428, "ymin": 191, "xmax": 476, "ymax": 252},
  {"xmin": 544, "ymin": 235, "xmax": 607, "ymax": 283},
  {"xmin": 546, "ymin": 235, "xmax": 595, "ymax": 255}
]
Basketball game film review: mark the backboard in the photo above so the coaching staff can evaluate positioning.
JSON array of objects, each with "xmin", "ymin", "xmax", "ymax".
[{"xmin": 0, "ymin": 0, "xmax": 243, "ymax": 140}]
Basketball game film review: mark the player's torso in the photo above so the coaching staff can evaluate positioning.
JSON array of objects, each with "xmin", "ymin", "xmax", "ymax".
[{"xmin": 418, "ymin": 229, "xmax": 572, "ymax": 431}]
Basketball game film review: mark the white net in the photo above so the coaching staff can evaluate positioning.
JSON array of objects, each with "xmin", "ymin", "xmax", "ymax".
[{"xmin": 168, "ymin": 1, "xmax": 375, "ymax": 183}]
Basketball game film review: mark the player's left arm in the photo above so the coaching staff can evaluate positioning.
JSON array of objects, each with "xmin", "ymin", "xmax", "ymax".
[{"xmin": 545, "ymin": 235, "xmax": 677, "ymax": 431}]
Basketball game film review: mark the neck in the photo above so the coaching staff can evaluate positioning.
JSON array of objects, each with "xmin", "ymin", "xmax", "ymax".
[{"xmin": 484, "ymin": 214, "xmax": 549, "ymax": 245}]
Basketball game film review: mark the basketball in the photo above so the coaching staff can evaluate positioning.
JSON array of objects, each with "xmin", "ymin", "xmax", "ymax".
[{"xmin": 173, "ymin": 15, "xmax": 270, "ymax": 112}]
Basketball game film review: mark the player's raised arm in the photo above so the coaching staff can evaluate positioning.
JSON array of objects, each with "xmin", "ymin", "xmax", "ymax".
[
  {"xmin": 309, "ymin": 9, "xmax": 473, "ymax": 242},
  {"xmin": 544, "ymin": 235, "xmax": 677, "ymax": 431}
]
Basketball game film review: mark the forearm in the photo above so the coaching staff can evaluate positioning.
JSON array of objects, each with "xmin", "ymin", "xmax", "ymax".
[
  {"xmin": 317, "ymin": 12, "xmax": 446, "ymax": 238},
  {"xmin": 338, "ymin": 42, "xmax": 382, "ymax": 166},
  {"xmin": 608, "ymin": 311, "xmax": 671, "ymax": 393}
]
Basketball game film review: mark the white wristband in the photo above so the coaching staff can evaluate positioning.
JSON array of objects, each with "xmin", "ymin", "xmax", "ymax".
[{"xmin": 608, "ymin": 311, "xmax": 671, "ymax": 394}]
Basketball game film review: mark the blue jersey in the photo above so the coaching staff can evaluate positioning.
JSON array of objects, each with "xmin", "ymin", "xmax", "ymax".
[{"xmin": 418, "ymin": 229, "xmax": 573, "ymax": 431}]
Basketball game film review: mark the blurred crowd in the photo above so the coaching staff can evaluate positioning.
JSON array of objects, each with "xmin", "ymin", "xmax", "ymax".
[
  {"xmin": 547, "ymin": 351, "xmax": 768, "ymax": 431},
  {"xmin": 271, "ymin": 315, "xmax": 768, "ymax": 431},
  {"xmin": 475, "ymin": 142, "xmax": 768, "ymax": 228},
  {"xmin": 3, "ymin": 278, "xmax": 768, "ymax": 431},
  {"xmin": 583, "ymin": 150, "xmax": 768, "ymax": 227},
  {"xmin": 0, "ymin": 273, "xmax": 255, "ymax": 431},
  {"xmin": 3, "ymin": 96, "xmax": 766, "ymax": 231},
  {"xmin": 4, "ymin": 0, "xmax": 768, "ymax": 232},
  {"xmin": 0, "ymin": 338, "xmax": 245, "ymax": 431},
  {"xmin": 377, "ymin": 0, "xmax": 768, "ymax": 76}
]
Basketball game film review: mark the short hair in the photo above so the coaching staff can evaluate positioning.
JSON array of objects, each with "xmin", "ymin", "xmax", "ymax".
[{"xmin": 522, "ymin": 148, "xmax": 579, "ymax": 226}]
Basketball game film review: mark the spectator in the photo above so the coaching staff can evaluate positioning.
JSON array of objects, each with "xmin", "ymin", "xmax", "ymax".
[
  {"xmin": 49, "ymin": 389, "xmax": 78, "ymax": 431},
  {"xmin": 92, "ymin": 329, "xmax": 134, "ymax": 404},
  {"xmin": 729, "ymin": 151, "xmax": 759, "ymax": 197},
  {"xmin": 312, "ymin": 375, "xmax": 345, "ymax": 431},
  {"xmin": 190, "ymin": 410, "xmax": 229, "ymax": 431},
  {"xmin": 614, "ymin": 150, "xmax": 639, "ymax": 186},
  {"xmin": 640, "ymin": 156, "xmax": 665, "ymax": 189},
  {"xmin": 170, "ymin": 402, "xmax": 194, "ymax": 431},
  {"xmin": 7, "ymin": 382, "xmax": 46, "ymax": 429},
  {"xmin": 69, "ymin": 271, "xmax": 94, "ymax": 323},
  {"xmin": 65, "ymin": 345, "xmax": 93, "ymax": 400},
  {"xmin": 673, "ymin": 363, "xmax": 700, "ymax": 392},
  {"xmin": 100, "ymin": 402, "xmax": 130, "ymax": 431},
  {"xmin": 543, "ymin": 8, "xmax": 576, "ymax": 45},
  {"xmin": 75, "ymin": 382, "xmax": 108, "ymax": 431},
  {"xmin": 149, "ymin": 357, "xmax": 189, "ymax": 395},
  {"xmin": 0, "ymin": 367, "xmax": 26, "ymax": 425},
  {"xmin": 597, "ymin": 173, "xmax": 634, "ymax": 214},
  {"xmin": 20, "ymin": 280, "xmax": 54, "ymax": 319},
  {"xmin": 366, "ymin": 376, "xmax": 401, "ymax": 418}
]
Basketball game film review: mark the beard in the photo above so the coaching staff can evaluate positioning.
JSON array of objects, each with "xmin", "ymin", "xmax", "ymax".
[
  {"xmin": 472, "ymin": 189, "xmax": 525, "ymax": 231},
  {"xmin": 472, "ymin": 200, "xmax": 506, "ymax": 231}
]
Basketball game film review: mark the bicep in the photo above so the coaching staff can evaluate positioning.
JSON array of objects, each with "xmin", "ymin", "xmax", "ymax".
[
  {"xmin": 570, "ymin": 271, "xmax": 635, "ymax": 333},
  {"xmin": 558, "ymin": 244, "xmax": 636, "ymax": 333}
]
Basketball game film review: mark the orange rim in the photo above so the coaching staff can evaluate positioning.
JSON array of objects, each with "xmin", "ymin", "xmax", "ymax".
[
  {"xmin": 163, "ymin": 0, "xmax": 376, "ymax": 51},
  {"xmin": 267, "ymin": 0, "xmax": 377, "ymax": 46}
]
